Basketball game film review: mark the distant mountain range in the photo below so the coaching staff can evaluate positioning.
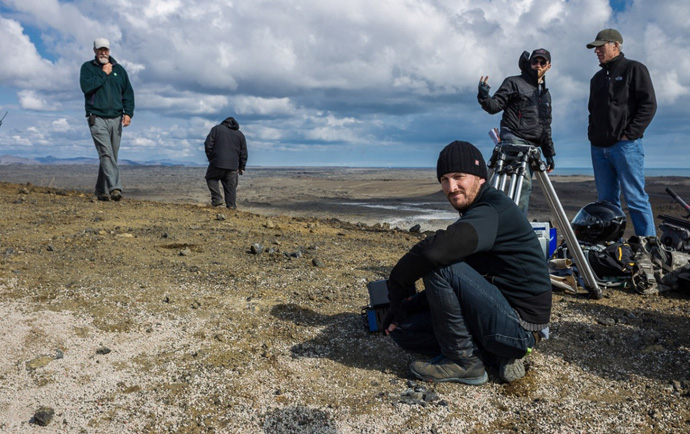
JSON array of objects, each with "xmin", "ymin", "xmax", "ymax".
[{"xmin": 0, "ymin": 155, "xmax": 204, "ymax": 167}]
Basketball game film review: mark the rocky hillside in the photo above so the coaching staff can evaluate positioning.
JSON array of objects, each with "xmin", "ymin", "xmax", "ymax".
[{"xmin": 0, "ymin": 181, "xmax": 688, "ymax": 433}]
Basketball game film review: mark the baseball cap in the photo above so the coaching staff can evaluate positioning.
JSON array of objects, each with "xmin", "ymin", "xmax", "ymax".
[
  {"xmin": 530, "ymin": 48, "xmax": 551, "ymax": 63},
  {"xmin": 93, "ymin": 38, "xmax": 110, "ymax": 49},
  {"xmin": 586, "ymin": 29, "xmax": 623, "ymax": 49}
]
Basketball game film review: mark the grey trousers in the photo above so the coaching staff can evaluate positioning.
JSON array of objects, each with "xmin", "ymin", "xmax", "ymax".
[
  {"xmin": 205, "ymin": 166, "xmax": 239, "ymax": 208},
  {"xmin": 89, "ymin": 116, "xmax": 123, "ymax": 195}
]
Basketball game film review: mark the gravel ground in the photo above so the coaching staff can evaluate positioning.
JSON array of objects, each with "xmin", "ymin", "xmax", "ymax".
[{"xmin": 0, "ymin": 173, "xmax": 689, "ymax": 433}]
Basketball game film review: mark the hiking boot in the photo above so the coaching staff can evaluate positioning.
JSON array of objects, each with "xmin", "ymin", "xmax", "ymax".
[
  {"xmin": 110, "ymin": 189, "xmax": 122, "ymax": 202},
  {"xmin": 409, "ymin": 355, "xmax": 488, "ymax": 385},
  {"xmin": 498, "ymin": 358, "xmax": 526, "ymax": 383},
  {"xmin": 97, "ymin": 193, "xmax": 110, "ymax": 201},
  {"xmin": 211, "ymin": 201, "xmax": 224, "ymax": 207}
]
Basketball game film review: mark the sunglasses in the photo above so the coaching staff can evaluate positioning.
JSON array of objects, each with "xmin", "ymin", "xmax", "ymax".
[{"xmin": 531, "ymin": 58, "xmax": 548, "ymax": 66}]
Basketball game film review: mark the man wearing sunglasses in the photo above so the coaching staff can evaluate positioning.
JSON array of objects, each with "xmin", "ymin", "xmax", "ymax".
[
  {"xmin": 586, "ymin": 29, "xmax": 657, "ymax": 237},
  {"xmin": 477, "ymin": 49, "xmax": 555, "ymax": 214}
]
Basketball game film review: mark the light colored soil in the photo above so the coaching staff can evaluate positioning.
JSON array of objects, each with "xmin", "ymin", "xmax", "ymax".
[{"xmin": 0, "ymin": 167, "xmax": 689, "ymax": 433}]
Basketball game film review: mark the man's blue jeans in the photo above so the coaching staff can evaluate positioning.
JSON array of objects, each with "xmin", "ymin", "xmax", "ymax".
[
  {"xmin": 390, "ymin": 262, "xmax": 535, "ymax": 361},
  {"xmin": 590, "ymin": 139, "xmax": 656, "ymax": 236},
  {"xmin": 90, "ymin": 116, "xmax": 123, "ymax": 195}
]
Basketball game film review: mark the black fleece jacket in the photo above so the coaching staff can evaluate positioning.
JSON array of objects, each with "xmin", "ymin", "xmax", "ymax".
[
  {"xmin": 588, "ymin": 53, "xmax": 657, "ymax": 148},
  {"xmin": 388, "ymin": 183, "xmax": 552, "ymax": 326},
  {"xmin": 478, "ymin": 51, "xmax": 555, "ymax": 157}
]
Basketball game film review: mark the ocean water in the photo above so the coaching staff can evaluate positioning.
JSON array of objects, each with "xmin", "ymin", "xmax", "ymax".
[{"xmin": 554, "ymin": 168, "xmax": 690, "ymax": 177}]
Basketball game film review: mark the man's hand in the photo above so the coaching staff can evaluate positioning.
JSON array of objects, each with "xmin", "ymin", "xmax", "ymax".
[
  {"xmin": 478, "ymin": 76, "xmax": 491, "ymax": 99},
  {"xmin": 239, "ymin": 169, "xmax": 244, "ymax": 175},
  {"xmin": 546, "ymin": 156, "xmax": 555, "ymax": 173},
  {"xmin": 102, "ymin": 63, "xmax": 112, "ymax": 75},
  {"xmin": 122, "ymin": 114, "xmax": 131, "ymax": 127},
  {"xmin": 385, "ymin": 323, "xmax": 397, "ymax": 335}
]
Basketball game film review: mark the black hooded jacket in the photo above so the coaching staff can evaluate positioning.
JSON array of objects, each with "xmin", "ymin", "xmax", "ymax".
[
  {"xmin": 588, "ymin": 53, "xmax": 657, "ymax": 148},
  {"xmin": 204, "ymin": 117, "xmax": 248, "ymax": 171},
  {"xmin": 478, "ymin": 52, "xmax": 555, "ymax": 157}
]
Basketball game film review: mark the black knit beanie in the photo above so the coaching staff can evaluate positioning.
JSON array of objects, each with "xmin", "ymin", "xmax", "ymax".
[{"xmin": 436, "ymin": 141, "xmax": 488, "ymax": 182}]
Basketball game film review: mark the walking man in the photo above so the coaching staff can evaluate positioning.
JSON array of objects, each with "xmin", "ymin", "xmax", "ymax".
[
  {"xmin": 384, "ymin": 141, "xmax": 552, "ymax": 385},
  {"xmin": 204, "ymin": 117, "xmax": 248, "ymax": 209},
  {"xmin": 478, "ymin": 49, "xmax": 556, "ymax": 214},
  {"xmin": 587, "ymin": 29, "xmax": 657, "ymax": 236},
  {"xmin": 80, "ymin": 38, "xmax": 135, "ymax": 202}
]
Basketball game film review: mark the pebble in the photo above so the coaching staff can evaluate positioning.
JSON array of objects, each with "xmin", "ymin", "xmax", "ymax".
[{"xmin": 32, "ymin": 406, "xmax": 54, "ymax": 426}]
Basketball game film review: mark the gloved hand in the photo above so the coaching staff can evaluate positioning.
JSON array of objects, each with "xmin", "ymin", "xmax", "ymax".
[
  {"xmin": 546, "ymin": 156, "xmax": 555, "ymax": 172},
  {"xmin": 478, "ymin": 77, "xmax": 491, "ymax": 99}
]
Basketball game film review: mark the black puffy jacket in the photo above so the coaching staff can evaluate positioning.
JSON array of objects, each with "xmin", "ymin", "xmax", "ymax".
[
  {"xmin": 204, "ymin": 117, "xmax": 248, "ymax": 170},
  {"xmin": 478, "ymin": 52, "xmax": 555, "ymax": 157},
  {"xmin": 588, "ymin": 53, "xmax": 657, "ymax": 148}
]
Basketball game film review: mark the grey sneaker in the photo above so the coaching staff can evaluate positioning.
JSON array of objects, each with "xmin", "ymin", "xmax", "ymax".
[
  {"xmin": 498, "ymin": 358, "xmax": 526, "ymax": 383},
  {"xmin": 410, "ymin": 355, "xmax": 488, "ymax": 385},
  {"xmin": 110, "ymin": 189, "xmax": 122, "ymax": 201}
]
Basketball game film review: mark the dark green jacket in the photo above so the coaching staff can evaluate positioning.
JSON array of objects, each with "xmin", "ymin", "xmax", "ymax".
[
  {"xmin": 80, "ymin": 56, "xmax": 135, "ymax": 118},
  {"xmin": 388, "ymin": 183, "xmax": 552, "ymax": 325}
]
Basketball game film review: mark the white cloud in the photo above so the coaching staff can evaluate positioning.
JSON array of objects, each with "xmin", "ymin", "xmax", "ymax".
[
  {"xmin": 0, "ymin": 0, "xmax": 688, "ymax": 167},
  {"xmin": 17, "ymin": 90, "xmax": 61, "ymax": 111}
]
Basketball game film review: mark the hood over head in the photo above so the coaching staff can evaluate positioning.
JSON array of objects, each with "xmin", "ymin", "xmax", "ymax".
[
  {"xmin": 518, "ymin": 50, "xmax": 539, "ymax": 83},
  {"xmin": 222, "ymin": 117, "xmax": 240, "ymax": 130}
]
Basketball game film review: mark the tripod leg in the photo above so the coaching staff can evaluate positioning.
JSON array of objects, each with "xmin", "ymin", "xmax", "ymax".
[{"xmin": 533, "ymin": 170, "xmax": 603, "ymax": 299}]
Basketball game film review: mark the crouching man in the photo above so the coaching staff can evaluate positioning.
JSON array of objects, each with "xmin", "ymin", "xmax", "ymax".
[{"xmin": 384, "ymin": 141, "xmax": 552, "ymax": 384}]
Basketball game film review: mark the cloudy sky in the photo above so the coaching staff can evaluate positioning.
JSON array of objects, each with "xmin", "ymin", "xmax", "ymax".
[{"xmin": 0, "ymin": 0, "xmax": 688, "ymax": 168}]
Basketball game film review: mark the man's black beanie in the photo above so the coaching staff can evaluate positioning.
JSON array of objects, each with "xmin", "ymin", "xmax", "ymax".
[{"xmin": 436, "ymin": 141, "xmax": 488, "ymax": 182}]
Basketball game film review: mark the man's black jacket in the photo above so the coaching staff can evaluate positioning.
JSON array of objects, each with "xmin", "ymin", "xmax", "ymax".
[
  {"xmin": 205, "ymin": 117, "xmax": 248, "ymax": 171},
  {"xmin": 387, "ymin": 183, "xmax": 552, "ymax": 327},
  {"xmin": 588, "ymin": 53, "xmax": 657, "ymax": 148},
  {"xmin": 478, "ymin": 52, "xmax": 555, "ymax": 157}
]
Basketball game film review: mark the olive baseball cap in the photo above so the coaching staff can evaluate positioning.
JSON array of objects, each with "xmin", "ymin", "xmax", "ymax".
[{"xmin": 586, "ymin": 29, "xmax": 623, "ymax": 49}]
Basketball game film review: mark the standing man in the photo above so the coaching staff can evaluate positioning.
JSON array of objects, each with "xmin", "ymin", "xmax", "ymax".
[
  {"xmin": 478, "ymin": 49, "xmax": 556, "ymax": 214},
  {"xmin": 204, "ymin": 116, "xmax": 248, "ymax": 209},
  {"xmin": 80, "ymin": 38, "xmax": 134, "ymax": 202},
  {"xmin": 384, "ymin": 141, "xmax": 552, "ymax": 385},
  {"xmin": 586, "ymin": 29, "xmax": 657, "ymax": 237}
]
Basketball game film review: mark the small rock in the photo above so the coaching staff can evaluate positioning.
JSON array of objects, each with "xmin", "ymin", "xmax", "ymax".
[
  {"xmin": 33, "ymin": 406, "xmax": 54, "ymax": 426},
  {"xmin": 46, "ymin": 245, "xmax": 55, "ymax": 252},
  {"xmin": 312, "ymin": 258, "xmax": 325, "ymax": 267},
  {"xmin": 26, "ymin": 355, "xmax": 53, "ymax": 370},
  {"xmin": 216, "ymin": 213, "xmax": 226, "ymax": 221},
  {"xmin": 96, "ymin": 347, "xmax": 111, "ymax": 355},
  {"xmin": 179, "ymin": 247, "xmax": 191, "ymax": 256},
  {"xmin": 409, "ymin": 224, "xmax": 421, "ymax": 233},
  {"xmin": 250, "ymin": 244, "xmax": 264, "ymax": 254},
  {"xmin": 598, "ymin": 318, "xmax": 615, "ymax": 327}
]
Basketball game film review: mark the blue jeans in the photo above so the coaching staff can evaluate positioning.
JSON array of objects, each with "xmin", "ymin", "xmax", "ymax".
[
  {"xmin": 590, "ymin": 139, "xmax": 656, "ymax": 236},
  {"xmin": 390, "ymin": 262, "xmax": 535, "ymax": 361},
  {"xmin": 90, "ymin": 116, "xmax": 123, "ymax": 195}
]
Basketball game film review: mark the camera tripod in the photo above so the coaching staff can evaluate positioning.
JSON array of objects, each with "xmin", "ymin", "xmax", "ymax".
[{"xmin": 488, "ymin": 143, "xmax": 603, "ymax": 299}]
